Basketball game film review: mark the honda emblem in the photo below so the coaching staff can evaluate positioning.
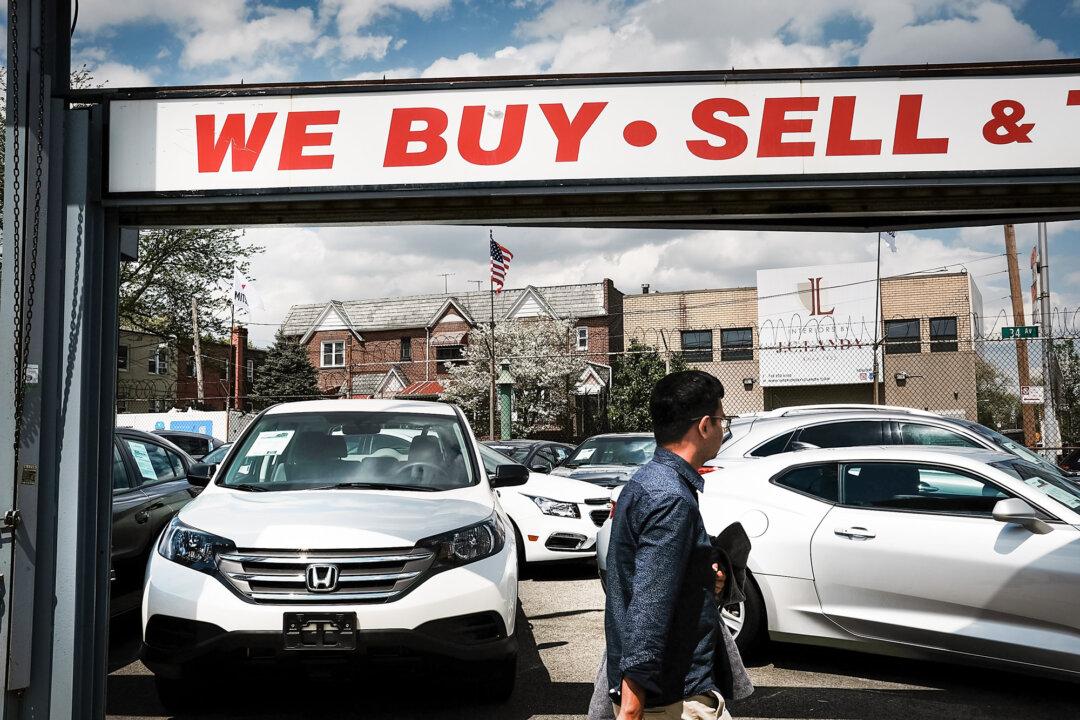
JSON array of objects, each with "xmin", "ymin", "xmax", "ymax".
[{"xmin": 305, "ymin": 564, "xmax": 339, "ymax": 593}]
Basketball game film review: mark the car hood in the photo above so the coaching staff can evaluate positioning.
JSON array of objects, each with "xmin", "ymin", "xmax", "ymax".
[
  {"xmin": 509, "ymin": 471, "xmax": 613, "ymax": 503},
  {"xmin": 549, "ymin": 465, "xmax": 639, "ymax": 487},
  {"xmin": 180, "ymin": 485, "xmax": 495, "ymax": 548}
]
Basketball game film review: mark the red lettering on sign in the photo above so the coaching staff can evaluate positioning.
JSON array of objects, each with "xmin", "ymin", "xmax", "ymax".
[
  {"xmin": 893, "ymin": 94, "xmax": 948, "ymax": 155},
  {"xmin": 383, "ymin": 108, "xmax": 449, "ymax": 167},
  {"xmin": 278, "ymin": 110, "xmax": 340, "ymax": 171},
  {"xmin": 758, "ymin": 97, "xmax": 818, "ymax": 158},
  {"xmin": 194, "ymin": 112, "xmax": 276, "ymax": 173},
  {"xmin": 686, "ymin": 98, "xmax": 749, "ymax": 160},
  {"xmin": 825, "ymin": 96, "xmax": 882, "ymax": 156},
  {"xmin": 458, "ymin": 105, "xmax": 529, "ymax": 166},
  {"xmin": 540, "ymin": 102, "xmax": 607, "ymax": 162}
]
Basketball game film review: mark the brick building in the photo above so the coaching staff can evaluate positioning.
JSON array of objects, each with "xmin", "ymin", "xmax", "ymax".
[
  {"xmin": 175, "ymin": 327, "xmax": 268, "ymax": 411},
  {"xmin": 624, "ymin": 269, "xmax": 984, "ymax": 419},
  {"xmin": 116, "ymin": 329, "xmax": 177, "ymax": 413},
  {"xmin": 280, "ymin": 281, "xmax": 624, "ymax": 409}
]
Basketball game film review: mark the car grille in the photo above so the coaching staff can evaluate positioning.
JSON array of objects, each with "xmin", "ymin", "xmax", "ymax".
[{"xmin": 217, "ymin": 547, "xmax": 435, "ymax": 604}]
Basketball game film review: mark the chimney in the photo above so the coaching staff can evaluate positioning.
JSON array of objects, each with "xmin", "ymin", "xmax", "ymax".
[
  {"xmin": 641, "ymin": 283, "xmax": 650, "ymax": 294},
  {"xmin": 232, "ymin": 325, "xmax": 248, "ymax": 411}
]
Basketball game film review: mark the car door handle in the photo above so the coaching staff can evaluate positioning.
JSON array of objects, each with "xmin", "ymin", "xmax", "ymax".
[{"xmin": 834, "ymin": 526, "xmax": 876, "ymax": 540}]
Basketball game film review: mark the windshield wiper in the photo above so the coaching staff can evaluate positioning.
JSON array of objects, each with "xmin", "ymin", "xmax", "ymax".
[
  {"xmin": 306, "ymin": 482, "xmax": 440, "ymax": 492},
  {"xmin": 225, "ymin": 483, "xmax": 271, "ymax": 492}
]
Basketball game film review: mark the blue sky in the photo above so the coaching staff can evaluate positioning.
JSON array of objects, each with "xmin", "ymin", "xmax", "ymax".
[{"xmin": 54, "ymin": 0, "xmax": 1080, "ymax": 345}]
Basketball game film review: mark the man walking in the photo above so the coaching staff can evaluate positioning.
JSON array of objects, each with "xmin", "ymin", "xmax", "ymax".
[{"xmin": 605, "ymin": 370, "xmax": 730, "ymax": 720}]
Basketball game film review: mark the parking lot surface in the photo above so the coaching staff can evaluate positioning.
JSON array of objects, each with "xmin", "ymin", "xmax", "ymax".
[{"xmin": 107, "ymin": 563, "xmax": 1075, "ymax": 720}]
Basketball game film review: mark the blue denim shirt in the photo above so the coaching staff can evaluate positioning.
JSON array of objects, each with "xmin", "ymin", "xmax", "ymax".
[{"xmin": 604, "ymin": 448, "xmax": 719, "ymax": 707}]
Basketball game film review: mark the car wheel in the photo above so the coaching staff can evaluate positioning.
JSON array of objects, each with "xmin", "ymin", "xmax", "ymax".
[
  {"xmin": 720, "ymin": 574, "xmax": 765, "ymax": 657},
  {"xmin": 469, "ymin": 655, "xmax": 517, "ymax": 704}
]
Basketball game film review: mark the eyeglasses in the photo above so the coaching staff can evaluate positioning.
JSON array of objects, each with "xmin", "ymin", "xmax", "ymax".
[{"xmin": 687, "ymin": 415, "xmax": 733, "ymax": 432}]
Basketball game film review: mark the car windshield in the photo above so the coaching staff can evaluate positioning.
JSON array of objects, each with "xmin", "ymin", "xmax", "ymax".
[
  {"xmin": 485, "ymin": 444, "xmax": 532, "ymax": 463},
  {"xmin": 218, "ymin": 411, "xmax": 476, "ymax": 491},
  {"xmin": 963, "ymin": 422, "xmax": 1069, "ymax": 477},
  {"xmin": 202, "ymin": 444, "xmax": 231, "ymax": 465},
  {"xmin": 561, "ymin": 437, "xmax": 656, "ymax": 467},
  {"xmin": 478, "ymin": 444, "xmax": 524, "ymax": 474},
  {"xmin": 990, "ymin": 459, "xmax": 1080, "ymax": 512}
]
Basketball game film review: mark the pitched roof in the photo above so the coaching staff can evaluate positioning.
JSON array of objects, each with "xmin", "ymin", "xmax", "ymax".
[
  {"xmin": 397, "ymin": 380, "xmax": 444, "ymax": 398},
  {"xmin": 281, "ymin": 282, "xmax": 610, "ymax": 338}
]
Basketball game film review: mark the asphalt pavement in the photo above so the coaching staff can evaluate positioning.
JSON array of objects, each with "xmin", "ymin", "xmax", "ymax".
[{"xmin": 106, "ymin": 563, "xmax": 1076, "ymax": 720}]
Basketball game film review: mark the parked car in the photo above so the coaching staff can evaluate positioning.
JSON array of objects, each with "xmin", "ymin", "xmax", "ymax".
[
  {"xmin": 548, "ymin": 433, "xmax": 656, "ymax": 487},
  {"xmin": 200, "ymin": 442, "xmax": 232, "ymax": 466},
  {"xmin": 482, "ymin": 439, "xmax": 575, "ymax": 473},
  {"xmin": 601, "ymin": 445, "xmax": 1080, "ymax": 672},
  {"xmin": 112, "ymin": 428, "xmax": 200, "ymax": 615},
  {"xmin": 479, "ymin": 444, "xmax": 610, "ymax": 565},
  {"xmin": 142, "ymin": 400, "xmax": 526, "ymax": 711},
  {"xmin": 151, "ymin": 429, "xmax": 225, "ymax": 461},
  {"xmin": 705, "ymin": 404, "xmax": 1074, "ymax": 483}
]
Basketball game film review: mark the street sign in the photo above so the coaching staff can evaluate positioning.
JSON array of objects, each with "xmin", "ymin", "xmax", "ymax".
[
  {"xmin": 1002, "ymin": 326, "xmax": 1039, "ymax": 339},
  {"xmin": 1021, "ymin": 385, "xmax": 1045, "ymax": 404}
]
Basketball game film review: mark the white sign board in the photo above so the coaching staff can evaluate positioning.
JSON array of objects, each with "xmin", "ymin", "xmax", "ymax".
[
  {"xmin": 1021, "ymin": 385, "xmax": 1045, "ymax": 404},
  {"xmin": 758, "ymin": 262, "xmax": 880, "ymax": 387},
  {"xmin": 108, "ymin": 74, "xmax": 1080, "ymax": 194}
]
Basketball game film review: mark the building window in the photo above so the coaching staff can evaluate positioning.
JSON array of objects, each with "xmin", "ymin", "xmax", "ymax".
[
  {"xmin": 117, "ymin": 345, "xmax": 129, "ymax": 372},
  {"xmin": 436, "ymin": 345, "xmax": 464, "ymax": 374},
  {"xmin": 576, "ymin": 327, "xmax": 588, "ymax": 351},
  {"xmin": 884, "ymin": 319, "xmax": 921, "ymax": 354},
  {"xmin": 400, "ymin": 337, "xmax": 412, "ymax": 362},
  {"xmin": 720, "ymin": 328, "xmax": 753, "ymax": 361},
  {"xmin": 321, "ymin": 341, "xmax": 345, "ymax": 367},
  {"xmin": 246, "ymin": 358, "xmax": 254, "ymax": 381},
  {"xmin": 680, "ymin": 330, "xmax": 713, "ymax": 363},
  {"xmin": 148, "ymin": 347, "xmax": 169, "ymax": 375},
  {"xmin": 930, "ymin": 316, "xmax": 958, "ymax": 352}
]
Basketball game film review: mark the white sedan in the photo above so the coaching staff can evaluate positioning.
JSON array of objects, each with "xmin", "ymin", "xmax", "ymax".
[
  {"xmin": 690, "ymin": 446, "xmax": 1080, "ymax": 678},
  {"xmin": 480, "ymin": 444, "xmax": 612, "ymax": 565}
]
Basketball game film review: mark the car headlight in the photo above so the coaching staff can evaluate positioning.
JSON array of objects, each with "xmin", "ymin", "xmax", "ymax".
[
  {"xmin": 527, "ymin": 495, "xmax": 580, "ymax": 519},
  {"xmin": 418, "ymin": 514, "xmax": 505, "ymax": 570},
  {"xmin": 157, "ymin": 517, "xmax": 236, "ymax": 574}
]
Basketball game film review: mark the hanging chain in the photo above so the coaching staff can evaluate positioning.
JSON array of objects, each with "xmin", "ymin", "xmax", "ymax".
[{"xmin": 8, "ymin": 0, "xmax": 27, "ymax": 466}]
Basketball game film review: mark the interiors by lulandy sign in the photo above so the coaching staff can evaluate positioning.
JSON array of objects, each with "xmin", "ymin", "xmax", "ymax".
[
  {"xmin": 107, "ymin": 72, "xmax": 1080, "ymax": 194},
  {"xmin": 757, "ymin": 262, "xmax": 879, "ymax": 387}
]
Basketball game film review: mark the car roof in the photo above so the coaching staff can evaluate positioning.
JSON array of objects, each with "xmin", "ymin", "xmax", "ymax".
[
  {"xmin": 730, "ymin": 409, "xmax": 974, "ymax": 435},
  {"xmin": 263, "ymin": 399, "xmax": 458, "ymax": 417},
  {"xmin": 583, "ymin": 433, "xmax": 654, "ymax": 440},
  {"xmin": 740, "ymin": 404, "xmax": 942, "ymax": 419},
  {"xmin": 115, "ymin": 427, "xmax": 196, "ymax": 460},
  {"xmin": 153, "ymin": 429, "xmax": 217, "ymax": 440},
  {"xmin": 752, "ymin": 445, "xmax": 1015, "ymax": 469},
  {"xmin": 482, "ymin": 439, "xmax": 542, "ymax": 447}
]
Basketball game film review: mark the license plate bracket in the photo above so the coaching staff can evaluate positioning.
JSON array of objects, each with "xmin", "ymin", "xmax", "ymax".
[{"xmin": 283, "ymin": 612, "xmax": 357, "ymax": 651}]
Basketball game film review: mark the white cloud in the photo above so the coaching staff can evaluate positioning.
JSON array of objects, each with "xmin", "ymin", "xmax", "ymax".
[
  {"xmin": 82, "ymin": 61, "xmax": 156, "ymax": 87},
  {"xmin": 181, "ymin": 6, "xmax": 320, "ymax": 68},
  {"xmin": 345, "ymin": 66, "xmax": 421, "ymax": 81},
  {"xmin": 339, "ymin": 34, "xmax": 394, "ymax": 60},
  {"xmin": 320, "ymin": 0, "xmax": 451, "ymax": 35}
]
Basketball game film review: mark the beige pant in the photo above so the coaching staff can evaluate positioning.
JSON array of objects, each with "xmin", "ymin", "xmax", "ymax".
[{"xmin": 613, "ymin": 691, "xmax": 732, "ymax": 720}]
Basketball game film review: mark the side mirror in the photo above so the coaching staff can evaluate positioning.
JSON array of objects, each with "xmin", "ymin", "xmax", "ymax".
[
  {"xmin": 187, "ymin": 463, "xmax": 215, "ymax": 488},
  {"xmin": 491, "ymin": 464, "xmax": 529, "ymax": 488},
  {"xmin": 789, "ymin": 441, "xmax": 819, "ymax": 452},
  {"xmin": 992, "ymin": 498, "xmax": 1053, "ymax": 535},
  {"xmin": 530, "ymin": 463, "xmax": 553, "ymax": 474}
]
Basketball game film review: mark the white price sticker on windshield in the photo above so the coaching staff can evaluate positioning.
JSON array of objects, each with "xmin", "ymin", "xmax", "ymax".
[
  {"xmin": 246, "ymin": 430, "xmax": 295, "ymax": 457},
  {"xmin": 576, "ymin": 448, "xmax": 596, "ymax": 460}
]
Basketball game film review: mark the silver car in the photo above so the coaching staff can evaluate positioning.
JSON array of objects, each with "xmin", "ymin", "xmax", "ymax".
[{"xmin": 549, "ymin": 433, "xmax": 656, "ymax": 488}]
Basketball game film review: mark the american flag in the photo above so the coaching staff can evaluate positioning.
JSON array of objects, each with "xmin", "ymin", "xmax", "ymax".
[{"xmin": 489, "ymin": 233, "xmax": 514, "ymax": 293}]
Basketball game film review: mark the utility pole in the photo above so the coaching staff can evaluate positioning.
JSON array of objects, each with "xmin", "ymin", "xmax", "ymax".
[
  {"xmin": 872, "ymin": 232, "xmax": 883, "ymax": 404},
  {"xmin": 1004, "ymin": 224, "xmax": 1038, "ymax": 447},
  {"xmin": 1037, "ymin": 222, "xmax": 1061, "ymax": 459},
  {"xmin": 190, "ymin": 298, "xmax": 205, "ymax": 407}
]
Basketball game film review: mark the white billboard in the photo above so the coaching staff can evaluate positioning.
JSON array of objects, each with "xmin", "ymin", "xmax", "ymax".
[
  {"xmin": 758, "ymin": 262, "xmax": 880, "ymax": 387},
  {"xmin": 108, "ymin": 73, "xmax": 1080, "ymax": 194}
]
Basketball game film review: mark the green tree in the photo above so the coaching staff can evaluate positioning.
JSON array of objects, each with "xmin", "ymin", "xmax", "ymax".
[
  {"xmin": 250, "ymin": 330, "xmax": 319, "ymax": 410},
  {"xmin": 976, "ymin": 356, "xmax": 1020, "ymax": 431},
  {"xmin": 1053, "ymin": 340, "xmax": 1080, "ymax": 443},
  {"xmin": 119, "ymin": 228, "xmax": 261, "ymax": 340},
  {"xmin": 608, "ymin": 340, "xmax": 688, "ymax": 432}
]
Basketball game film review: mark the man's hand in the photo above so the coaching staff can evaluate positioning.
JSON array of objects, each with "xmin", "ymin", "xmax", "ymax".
[
  {"xmin": 712, "ymin": 563, "xmax": 726, "ymax": 597},
  {"xmin": 615, "ymin": 676, "xmax": 645, "ymax": 720}
]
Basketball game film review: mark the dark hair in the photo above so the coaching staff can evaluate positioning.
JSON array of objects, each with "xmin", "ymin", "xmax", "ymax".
[{"xmin": 650, "ymin": 370, "xmax": 725, "ymax": 445}]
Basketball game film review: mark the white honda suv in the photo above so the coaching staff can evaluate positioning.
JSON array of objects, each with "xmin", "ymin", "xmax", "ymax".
[{"xmin": 141, "ymin": 400, "xmax": 525, "ymax": 709}]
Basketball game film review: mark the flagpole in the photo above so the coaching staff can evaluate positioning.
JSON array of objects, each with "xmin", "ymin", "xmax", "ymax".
[{"xmin": 489, "ymin": 231, "xmax": 497, "ymax": 441}]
